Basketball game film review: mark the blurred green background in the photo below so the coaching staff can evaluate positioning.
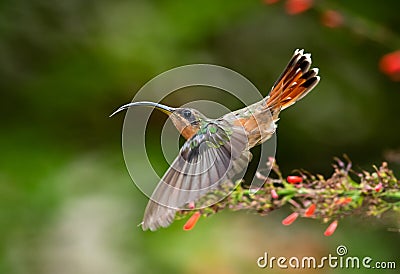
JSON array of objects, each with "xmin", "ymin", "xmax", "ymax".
[{"xmin": 1, "ymin": 0, "xmax": 399, "ymax": 273}]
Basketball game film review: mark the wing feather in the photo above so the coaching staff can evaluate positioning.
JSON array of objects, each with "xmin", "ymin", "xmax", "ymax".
[{"xmin": 141, "ymin": 122, "xmax": 250, "ymax": 231}]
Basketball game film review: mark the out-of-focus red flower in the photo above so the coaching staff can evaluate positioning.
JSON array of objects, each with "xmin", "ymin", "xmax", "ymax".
[
  {"xmin": 285, "ymin": 0, "xmax": 313, "ymax": 15},
  {"xmin": 321, "ymin": 10, "xmax": 343, "ymax": 28},
  {"xmin": 335, "ymin": 197, "xmax": 352, "ymax": 205},
  {"xmin": 263, "ymin": 0, "xmax": 280, "ymax": 4},
  {"xmin": 324, "ymin": 220, "xmax": 338, "ymax": 236},
  {"xmin": 374, "ymin": 183, "xmax": 383, "ymax": 192},
  {"xmin": 183, "ymin": 212, "xmax": 201, "ymax": 231},
  {"xmin": 287, "ymin": 175, "xmax": 303, "ymax": 184},
  {"xmin": 271, "ymin": 189, "xmax": 279, "ymax": 199},
  {"xmin": 380, "ymin": 50, "xmax": 400, "ymax": 81},
  {"xmin": 304, "ymin": 204, "xmax": 316, "ymax": 217},
  {"xmin": 282, "ymin": 212, "xmax": 299, "ymax": 225}
]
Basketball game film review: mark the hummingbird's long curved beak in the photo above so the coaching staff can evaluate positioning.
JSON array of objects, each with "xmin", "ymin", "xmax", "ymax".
[{"xmin": 109, "ymin": 101, "xmax": 176, "ymax": 117}]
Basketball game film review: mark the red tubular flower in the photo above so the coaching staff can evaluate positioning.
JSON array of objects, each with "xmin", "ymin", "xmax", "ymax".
[
  {"xmin": 285, "ymin": 0, "xmax": 313, "ymax": 15},
  {"xmin": 321, "ymin": 10, "xmax": 343, "ymax": 28},
  {"xmin": 304, "ymin": 204, "xmax": 316, "ymax": 217},
  {"xmin": 183, "ymin": 212, "xmax": 201, "ymax": 231},
  {"xmin": 379, "ymin": 50, "xmax": 400, "ymax": 81},
  {"xmin": 335, "ymin": 197, "xmax": 352, "ymax": 205},
  {"xmin": 324, "ymin": 220, "xmax": 338, "ymax": 236},
  {"xmin": 374, "ymin": 183, "xmax": 383, "ymax": 192},
  {"xmin": 271, "ymin": 189, "xmax": 279, "ymax": 199},
  {"xmin": 282, "ymin": 212, "xmax": 299, "ymax": 226},
  {"xmin": 287, "ymin": 175, "xmax": 303, "ymax": 184},
  {"xmin": 344, "ymin": 197, "xmax": 352, "ymax": 204}
]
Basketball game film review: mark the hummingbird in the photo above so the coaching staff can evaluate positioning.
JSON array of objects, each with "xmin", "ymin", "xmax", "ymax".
[{"xmin": 111, "ymin": 49, "xmax": 320, "ymax": 231}]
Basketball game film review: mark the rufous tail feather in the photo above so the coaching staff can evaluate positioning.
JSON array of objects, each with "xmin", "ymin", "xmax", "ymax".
[{"xmin": 266, "ymin": 49, "xmax": 320, "ymax": 115}]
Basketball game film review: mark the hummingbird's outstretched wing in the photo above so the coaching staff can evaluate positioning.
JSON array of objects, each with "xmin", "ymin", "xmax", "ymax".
[{"xmin": 141, "ymin": 122, "xmax": 251, "ymax": 231}]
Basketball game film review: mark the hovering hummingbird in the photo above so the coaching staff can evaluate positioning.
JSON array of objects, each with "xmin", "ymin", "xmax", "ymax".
[{"xmin": 111, "ymin": 49, "xmax": 320, "ymax": 231}]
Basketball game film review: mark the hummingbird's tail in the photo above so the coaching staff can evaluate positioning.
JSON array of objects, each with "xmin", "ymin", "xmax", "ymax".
[{"xmin": 266, "ymin": 49, "xmax": 320, "ymax": 113}]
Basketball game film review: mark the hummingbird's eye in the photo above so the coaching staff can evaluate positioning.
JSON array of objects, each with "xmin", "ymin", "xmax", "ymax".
[{"xmin": 183, "ymin": 109, "xmax": 192, "ymax": 119}]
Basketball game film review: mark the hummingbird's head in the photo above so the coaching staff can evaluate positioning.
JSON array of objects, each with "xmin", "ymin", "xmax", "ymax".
[
  {"xmin": 110, "ymin": 101, "xmax": 206, "ymax": 139},
  {"xmin": 169, "ymin": 107, "xmax": 207, "ymax": 139}
]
